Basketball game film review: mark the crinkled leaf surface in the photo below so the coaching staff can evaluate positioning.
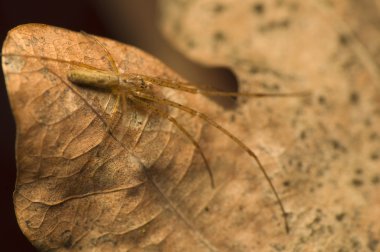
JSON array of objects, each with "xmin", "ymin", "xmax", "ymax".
[
  {"xmin": 4, "ymin": 23, "xmax": 295, "ymax": 252},
  {"xmin": 3, "ymin": 24, "xmax": 234, "ymax": 251}
]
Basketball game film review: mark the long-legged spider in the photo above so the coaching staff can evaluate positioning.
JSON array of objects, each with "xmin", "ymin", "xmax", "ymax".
[{"xmin": 2, "ymin": 31, "xmax": 307, "ymax": 234}]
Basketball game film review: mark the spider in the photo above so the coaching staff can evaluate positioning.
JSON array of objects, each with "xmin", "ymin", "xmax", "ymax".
[{"xmin": 2, "ymin": 30, "xmax": 307, "ymax": 234}]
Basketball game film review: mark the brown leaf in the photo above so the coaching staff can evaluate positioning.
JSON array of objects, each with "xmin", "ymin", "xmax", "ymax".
[{"xmin": 3, "ymin": 23, "xmax": 289, "ymax": 251}]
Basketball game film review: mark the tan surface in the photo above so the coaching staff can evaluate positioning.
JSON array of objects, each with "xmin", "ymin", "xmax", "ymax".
[{"xmin": 2, "ymin": 2, "xmax": 380, "ymax": 249}]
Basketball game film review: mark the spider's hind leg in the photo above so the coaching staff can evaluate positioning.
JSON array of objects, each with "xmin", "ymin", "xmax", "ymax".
[{"xmin": 129, "ymin": 96, "xmax": 215, "ymax": 188}]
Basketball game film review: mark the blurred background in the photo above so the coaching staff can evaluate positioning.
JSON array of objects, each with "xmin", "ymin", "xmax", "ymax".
[{"xmin": 0, "ymin": 0, "xmax": 236, "ymax": 250}]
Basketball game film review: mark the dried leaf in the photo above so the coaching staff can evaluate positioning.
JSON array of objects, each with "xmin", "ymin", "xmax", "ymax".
[{"xmin": 3, "ymin": 23, "xmax": 291, "ymax": 251}]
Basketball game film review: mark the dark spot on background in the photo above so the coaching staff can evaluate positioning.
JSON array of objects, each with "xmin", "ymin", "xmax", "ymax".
[
  {"xmin": 213, "ymin": 3, "xmax": 226, "ymax": 14},
  {"xmin": 213, "ymin": 31, "xmax": 226, "ymax": 42},
  {"xmin": 352, "ymin": 178, "xmax": 364, "ymax": 187},
  {"xmin": 261, "ymin": 82, "xmax": 280, "ymax": 91},
  {"xmin": 249, "ymin": 66, "xmax": 260, "ymax": 74},
  {"xmin": 330, "ymin": 139, "xmax": 347, "ymax": 152},
  {"xmin": 350, "ymin": 92, "xmax": 359, "ymax": 104},
  {"xmin": 259, "ymin": 19, "xmax": 290, "ymax": 32},
  {"xmin": 62, "ymin": 230, "xmax": 73, "ymax": 248},
  {"xmin": 283, "ymin": 180, "xmax": 291, "ymax": 187},
  {"xmin": 313, "ymin": 216, "xmax": 321, "ymax": 224},
  {"xmin": 331, "ymin": 139, "xmax": 341, "ymax": 149},
  {"xmin": 252, "ymin": 3, "xmax": 265, "ymax": 15},
  {"xmin": 370, "ymin": 152, "xmax": 379, "ymax": 160},
  {"xmin": 248, "ymin": 65, "xmax": 292, "ymax": 79},
  {"xmin": 350, "ymin": 238, "xmax": 361, "ymax": 250},
  {"xmin": 318, "ymin": 95, "xmax": 326, "ymax": 105},
  {"xmin": 297, "ymin": 161, "xmax": 303, "ymax": 169},
  {"xmin": 280, "ymin": 20, "xmax": 290, "ymax": 28},
  {"xmin": 368, "ymin": 237, "xmax": 379, "ymax": 251},
  {"xmin": 355, "ymin": 168, "xmax": 363, "ymax": 175},
  {"xmin": 372, "ymin": 175, "xmax": 380, "ymax": 185},
  {"xmin": 335, "ymin": 213, "xmax": 346, "ymax": 222},
  {"xmin": 288, "ymin": 2, "xmax": 299, "ymax": 12},
  {"xmin": 339, "ymin": 34, "xmax": 350, "ymax": 46},
  {"xmin": 369, "ymin": 132, "xmax": 378, "ymax": 141},
  {"xmin": 300, "ymin": 130, "xmax": 307, "ymax": 140}
]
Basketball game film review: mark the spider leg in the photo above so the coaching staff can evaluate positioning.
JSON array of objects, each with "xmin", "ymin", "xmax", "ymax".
[
  {"xmin": 135, "ymin": 74, "xmax": 308, "ymax": 98},
  {"xmin": 78, "ymin": 32, "xmax": 127, "ymax": 135},
  {"xmin": 1, "ymin": 53, "xmax": 105, "ymax": 71},
  {"xmin": 102, "ymin": 93, "xmax": 123, "ymax": 134},
  {"xmin": 80, "ymin": 31, "xmax": 119, "ymax": 73},
  {"xmin": 133, "ymin": 91, "xmax": 290, "ymax": 233},
  {"xmin": 128, "ymin": 95, "xmax": 215, "ymax": 188}
]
